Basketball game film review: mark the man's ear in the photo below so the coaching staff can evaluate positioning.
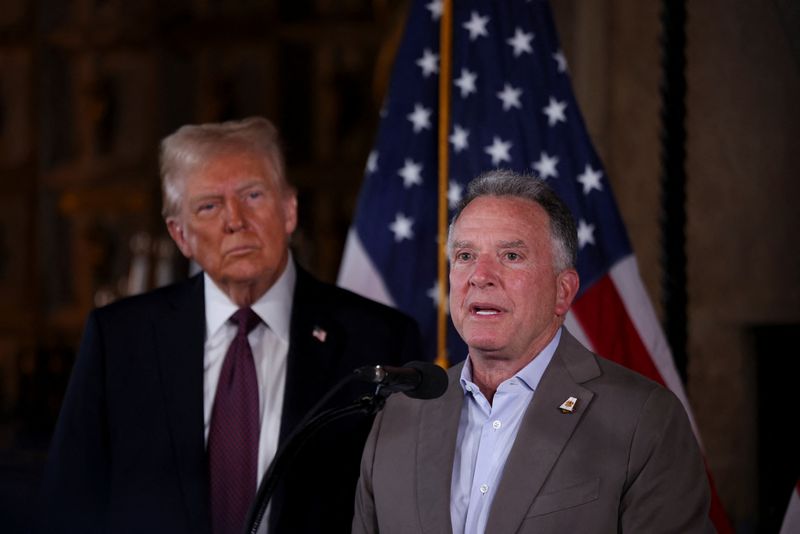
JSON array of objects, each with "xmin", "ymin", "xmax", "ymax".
[
  {"xmin": 283, "ymin": 191, "xmax": 298, "ymax": 235},
  {"xmin": 555, "ymin": 268, "xmax": 580, "ymax": 316},
  {"xmin": 166, "ymin": 218, "xmax": 193, "ymax": 259}
]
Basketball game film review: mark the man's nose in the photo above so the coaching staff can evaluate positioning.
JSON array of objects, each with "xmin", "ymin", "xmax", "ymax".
[
  {"xmin": 224, "ymin": 198, "xmax": 246, "ymax": 232},
  {"xmin": 469, "ymin": 256, "xmax": 498, "ymax": 288}
]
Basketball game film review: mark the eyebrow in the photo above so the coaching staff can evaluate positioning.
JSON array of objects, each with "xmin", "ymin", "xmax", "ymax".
[
  {"xmin": 497, "ymin": 240, "xmax": 527, "ymax": 249},
  {"xmin": 234, "ymin": 180, "xmax": 269, "ymax": 193},
  {"xmin": 450, "ymin": 239, "xmax": 528, "ymax": 249},
  {"xmin": 188, "ymin": 193, "xmax": 222, "ymax": 205},
  {"xmin": 188, "ymin": 180, "xmax": 267, "ymax": 202}
]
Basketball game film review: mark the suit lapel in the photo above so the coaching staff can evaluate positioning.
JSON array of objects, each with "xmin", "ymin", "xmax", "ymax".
[
  {"xmin": 485, "ymin": 331, "xmax": 599, "ymax": 533},
  {"xmin": 153, "ymin": 274, "xmax": 211, "ymax": 534},
  {"xmin": 279, "ymin": 268, "xmax": 342, "ymax": 442},
  {"xmin": 269, "ymin": 267, "xmax": 344, "ymax": 532},
  {"xmin": 416, "ymin": 364, "xmax": 464, "ymax": 534}
]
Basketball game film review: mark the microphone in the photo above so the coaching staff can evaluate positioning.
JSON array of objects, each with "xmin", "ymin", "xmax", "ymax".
[{"xmin": 354, "ymin": 361, "xmax": 448, "ymax": 400}]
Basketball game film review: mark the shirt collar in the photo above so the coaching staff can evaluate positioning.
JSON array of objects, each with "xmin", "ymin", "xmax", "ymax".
[
  {"xmin": 460, "ymin": 327, "xmax": 563, "ymax": 394},
  {"xmin": 204, "ymin": 252, "xmax": 296, "ymax": 343}
]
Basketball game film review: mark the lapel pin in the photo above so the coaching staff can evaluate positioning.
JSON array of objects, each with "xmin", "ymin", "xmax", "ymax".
[
  {"xmin": 312, "ymin": 326, "xmax": 327, "ymax": 343},
  {"xmin": 559, "ymin": 396, "xmax": 578, "ymax": 414}
]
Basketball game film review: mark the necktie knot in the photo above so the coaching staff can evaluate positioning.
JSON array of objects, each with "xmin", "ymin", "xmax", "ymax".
[{"xmin": 231, "ymin": 307, "xmax": 261, "ymax": 335}]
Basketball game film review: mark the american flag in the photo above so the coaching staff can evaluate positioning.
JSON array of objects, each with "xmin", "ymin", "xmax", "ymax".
[{"xmin": 337, "ymin": 0, "xmax": 730, "ymax": 528}]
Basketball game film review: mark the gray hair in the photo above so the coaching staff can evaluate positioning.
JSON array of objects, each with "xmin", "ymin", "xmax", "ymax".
[
  {"xmin": 159, "ymin": 116, "xmax": 288, "ymax": 218},
  {"xmin": 447, "ymin": 170, "xmax": 578, "ymax": 271}
]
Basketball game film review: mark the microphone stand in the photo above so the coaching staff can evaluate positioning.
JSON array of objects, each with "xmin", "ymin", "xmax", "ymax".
[{"xmin": 243, "ymin": 378, "xmax": 391, "ymax": 534}]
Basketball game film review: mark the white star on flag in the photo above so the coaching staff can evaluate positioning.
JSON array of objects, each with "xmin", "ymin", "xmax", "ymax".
[
  {"xmin": 449, "ymin": 125, "xmax": 470, "ymax": 152},
  {"xmin": 552, "ymin": 50, "xmax": 568, "ymax": 72},
  {"xmin": 389, "ymin": 213, "xmax": 414, "ymax": 242},
  {"xmin": 407, "ymin": 103, "xmax": 432, "ymax": 133},
  {"xmin": 398, "ymin": 159, "xmax": 423, "ymax": 188},
  {"xmin": 426, "ymin": 0, "xmax": 443, "ymax": 20},
  {"xmin": 416, "ymin": 48, "xmax": 439, "ymax": 78},
  {"xmin": 577, "ymin": 219, "xmax": 596, "ymax": 248},
  {"xmin": 426, "ymin": 280, "xmax": 449, "ymax": 310},
  {"xmin": 366, "ymin": 150, "xmax": 378, "ymax": 174},
  {"xmin": 485, "ymin": 136, "xmax": 512, "ymax": 165},
  {"xmin": 463, "ymin": 11, "xmax": 490, "ymax": 41},
  {"xmin": 542, "ymin": 96, "xmax": 567, "ymax": 126},
  {"xmin": 532, "ymin": 151, "xmax": 559, "ymax": 179},
  {"xmin": 448, "ymin": 181, "xmax": 464, "ymax": 209},
  {"xmin": 497, "ymin": 83, "xmax": 523, "ymax": 111},
  {"xmin": 454, "ymin": 68, "xmax": 478, "ymax": 98},
  {"xmin": 507, "ymin": 28, "xmax": 534, "ymax": 57},
  {"xmin": 577, "ymin": 164, "xmax": 603, "ymax": 194}
]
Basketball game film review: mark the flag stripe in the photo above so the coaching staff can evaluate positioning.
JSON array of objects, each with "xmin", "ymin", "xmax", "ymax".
[
  {"xmin": 779, "ymin": 481, "xmax": 800, "ymax": 534},
  {"xmin": 338, "ymin": 229, "xmax": 396, "ymax": 308},
  {"xmin": 571, "ymin": 271, "xmax": 665, "ymax": 386},
  {"xmin": 608, "ymin": 256, "xmax": 702, "ymax": 444}
]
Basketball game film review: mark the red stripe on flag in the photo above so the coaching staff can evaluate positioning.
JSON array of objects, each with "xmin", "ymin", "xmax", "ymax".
[
  {"xmin": 707, "ymin": 463, "xmax": 734, "ymax": 533},
  {"xmin": 571, "ymin": 274, "xmax": 665, "ymax": 386}
]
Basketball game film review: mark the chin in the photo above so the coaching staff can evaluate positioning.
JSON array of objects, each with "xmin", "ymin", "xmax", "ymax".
[
  {"xmin": 465, "ymin": 336, "xmax": 504, "ymax": 353},
  {"xmin": 220, "ymin": 265, "xmax": 270, "ymax": 284}
]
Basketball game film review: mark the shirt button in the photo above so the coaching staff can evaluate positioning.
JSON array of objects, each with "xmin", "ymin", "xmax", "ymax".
[
  {"xmin": 492, "ymin": 420, "xmax": 502, "ymax": 430},
  {"xmin": 480, "ymin": 484, "xmax": 489, "ymax": 494}
]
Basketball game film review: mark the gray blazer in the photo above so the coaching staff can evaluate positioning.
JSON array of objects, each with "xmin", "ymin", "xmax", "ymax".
[{"xmin": 353, "ymin": 329, "xmax": 714, "ymax": 533}]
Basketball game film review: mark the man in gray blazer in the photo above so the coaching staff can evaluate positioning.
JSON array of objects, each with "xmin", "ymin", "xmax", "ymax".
[{"xmin": 352, "ymin": 170, "xmax": 713, "ymax": 533}]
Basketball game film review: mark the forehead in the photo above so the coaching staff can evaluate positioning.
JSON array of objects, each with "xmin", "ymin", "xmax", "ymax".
[
  {"xmin": 453, "ymin": 196, "xmax": 550, "ymax": 240},
  {"xmin": 185, "ymin": 149, "xmax": 281, "ymax": 190}
]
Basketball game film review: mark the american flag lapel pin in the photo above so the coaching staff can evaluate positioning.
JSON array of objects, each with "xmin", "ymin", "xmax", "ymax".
[
  {"xmin": 312, "ymin": 326, "xmax": 327, "ymax": 343},
  {"xmin": 559, "ymin": 396, "xmax": 578, "ymax": 414}
]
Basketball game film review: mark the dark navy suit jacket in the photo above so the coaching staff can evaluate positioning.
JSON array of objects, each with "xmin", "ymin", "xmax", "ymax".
[{"xmin": 38, "ymin": 265, "xmax": 422, "ymax": 533}]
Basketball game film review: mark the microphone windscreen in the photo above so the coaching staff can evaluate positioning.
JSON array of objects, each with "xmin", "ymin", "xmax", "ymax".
[{"xmin": 403, "ymin": 361, "xmax": 448, "ymax": 399}]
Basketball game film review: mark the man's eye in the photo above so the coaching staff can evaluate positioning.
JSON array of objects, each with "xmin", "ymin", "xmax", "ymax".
[
  {"xmin": 198, "ymin": 203, "xmax": 215, "ymax": 212},
  {"xmin": 505, "ymin": 252, "xmax": 520, "ymax": 261},
  {"xmin": 456, "ymin": 252, "xmax": 472, "ymax": 261},
  {"xmin": 248, "ymin": 191, "xmax": 263, "ymax": 199}
]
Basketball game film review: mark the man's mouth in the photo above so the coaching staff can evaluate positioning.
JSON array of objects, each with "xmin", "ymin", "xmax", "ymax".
[
  {"xmin": 470, "ymin": 304, "xmax": 503, "ymax": 316},
  {"xmin": 225, "ymin": 245, "xmax": 257, "ymax": 257}
]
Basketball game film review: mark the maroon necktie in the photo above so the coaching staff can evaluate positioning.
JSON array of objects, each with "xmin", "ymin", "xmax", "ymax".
[{"xmin": 209, "ymin": 308, "xmax": 261, "ymax": 534}]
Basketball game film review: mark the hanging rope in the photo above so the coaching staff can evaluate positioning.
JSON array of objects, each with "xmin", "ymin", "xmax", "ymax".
[{"xmin": 658, "ymin": 0, "xmax": 688, "ymax": 381}]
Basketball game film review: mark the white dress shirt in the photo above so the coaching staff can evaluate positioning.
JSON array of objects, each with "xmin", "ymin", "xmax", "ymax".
[{"xmin": 203, "ymin": 257, "xmax": 296, "ymax": 532}]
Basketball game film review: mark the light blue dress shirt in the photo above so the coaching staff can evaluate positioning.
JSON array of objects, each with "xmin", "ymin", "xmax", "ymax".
[{"xmin": 450, "ymin": 329, "xmax": 562, "ymax": 534}]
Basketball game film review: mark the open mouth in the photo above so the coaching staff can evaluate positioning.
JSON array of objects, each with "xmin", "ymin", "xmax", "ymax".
[{"xmin": 470, "ymin": 304, "xmax": 502, "ymax": 316}]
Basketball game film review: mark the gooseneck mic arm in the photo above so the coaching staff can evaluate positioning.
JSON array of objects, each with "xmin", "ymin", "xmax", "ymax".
[{"xmin": 243, "ymin": 361, "xmax": 447, "ymax": 534}]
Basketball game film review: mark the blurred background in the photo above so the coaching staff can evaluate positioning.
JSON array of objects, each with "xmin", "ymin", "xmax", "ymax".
[{"xmin": 0, "ymin": 0, "xmax": 797, "ymax": 532}]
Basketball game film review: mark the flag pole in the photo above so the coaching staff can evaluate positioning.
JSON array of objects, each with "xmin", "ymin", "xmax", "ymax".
[{"xmin": 435, "ymin": 0, "xmax": 453, "ymax": 368}]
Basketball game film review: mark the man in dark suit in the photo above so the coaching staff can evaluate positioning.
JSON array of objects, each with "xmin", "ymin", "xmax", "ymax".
[
  {"xmin": 353, "ymin": 170, "xmax": 714, "ymax": 533},
  {"xmin": 38, "ymin": 117, "xmax": 422, "ymax": 534}
]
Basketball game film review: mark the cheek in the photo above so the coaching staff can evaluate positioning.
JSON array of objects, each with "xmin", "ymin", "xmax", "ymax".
[
  {"xmin": 449, "ymin": 266, "xmax": 469, "ymax": 286},
  {"xmin": 185, "ymin": 224, "xmax": 221, "ymax": 256},
  {"xmin": 448, "ymin": 272, "xmax": 466, "ymax": 299},
  {"xmin": 448, "ymin": 279, "xmax": 463, "ymax": 313}
]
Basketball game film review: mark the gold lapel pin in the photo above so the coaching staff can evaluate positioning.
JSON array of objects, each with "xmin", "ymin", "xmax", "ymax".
[{"xmin": 559, "ymin": 396, "xmax": 578, "ymax": 414}]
